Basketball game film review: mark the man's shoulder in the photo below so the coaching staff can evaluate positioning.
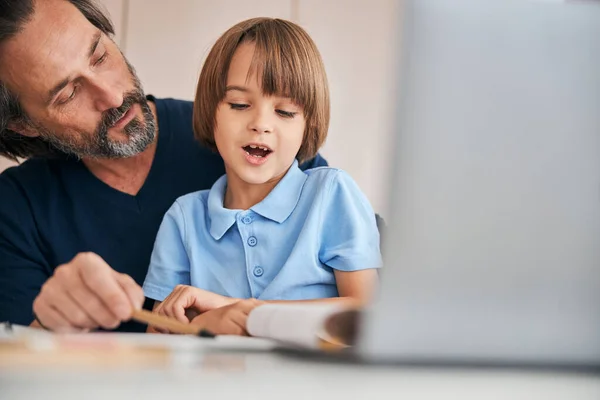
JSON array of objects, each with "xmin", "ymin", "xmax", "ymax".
[
  {"xmin": 152, "ymin": 97, "xmax": 193, "ymax": 123},
  {"xmin": 0, "ymin": 158, "xmax": 58, "ymax": 193},
  {"xmin": 153, "ymin": 97, "xmax": 193, "ymax": 110},
  {"xmin": 151, "ymin": 96, "xmax": 196, "ymax": 145},
  {"xmin": 0, "ymin": 158, "xmax": 61, "ymax": 227}
]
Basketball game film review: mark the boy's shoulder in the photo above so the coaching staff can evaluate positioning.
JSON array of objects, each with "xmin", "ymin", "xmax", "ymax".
[
  {"xmin": 301, "ymin": 165, "xmax": 373, "ymax": 211},
  {"xmin": 171, "ymin": 189, "xmax": 211, "ymax": 214},
  {"xmin": 303, "ymin": 166, "xmax": 355, "ymax": 188},
  {"xmin": 304, "ymin": 165, "xmax": 342, "ymax": 178}
]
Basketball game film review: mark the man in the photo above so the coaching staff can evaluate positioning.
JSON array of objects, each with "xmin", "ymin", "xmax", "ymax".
[{"xmin": 0, "ymin": 0, "xmax": 326, "ymax": 332}]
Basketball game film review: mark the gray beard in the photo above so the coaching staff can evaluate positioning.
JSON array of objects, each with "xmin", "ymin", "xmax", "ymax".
[
  {"xmin": 39, "ymin": 98, "xmax": 156, "ymax": 160},
  {"xmin": 29, "ymin": 65, "xmax": 157, "ymax": 159}
]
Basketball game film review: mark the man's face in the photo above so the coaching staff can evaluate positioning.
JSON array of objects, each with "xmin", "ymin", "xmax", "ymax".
[{"xmin": 0, "ymin": 0, "xmax": 155, "ymax": 159}]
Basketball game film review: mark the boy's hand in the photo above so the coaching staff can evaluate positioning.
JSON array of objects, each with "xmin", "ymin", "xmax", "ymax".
[
  {"xmin": 154, "ymin": 285, "xmax": 237, "ymax": 324},
  {"xmin": 190, "ymin": 299, "xmax": 264, "ymax": 336}
]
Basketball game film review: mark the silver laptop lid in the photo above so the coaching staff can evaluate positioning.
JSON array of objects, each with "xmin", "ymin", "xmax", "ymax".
[{"xmin": 358, "ymin": 0, "xmax": 600, "ymax": 366}]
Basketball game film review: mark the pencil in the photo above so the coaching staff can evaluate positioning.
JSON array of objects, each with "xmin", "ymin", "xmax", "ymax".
[{"xmin": 131, "ymin": 309, "xmax": 215, "ymax": 337}]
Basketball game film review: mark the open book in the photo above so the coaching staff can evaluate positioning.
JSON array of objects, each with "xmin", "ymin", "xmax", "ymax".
[{"xmin": 247, "ymin": 303, "xmax": 361, "ymax": 351}]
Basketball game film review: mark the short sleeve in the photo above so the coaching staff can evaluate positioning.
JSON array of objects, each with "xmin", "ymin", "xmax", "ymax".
[
  {"xmin": 142, "ymin": 201, "xmax": 191, "ymax": 301},
  {"xmin": 318, "ymin": 170, "xmax": 382, "ymax": 271}
]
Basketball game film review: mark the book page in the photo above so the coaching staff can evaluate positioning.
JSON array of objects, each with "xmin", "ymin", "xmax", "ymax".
[{"xmin": 246, "ymin": 303, "xmax": 352, "ymax": 350}]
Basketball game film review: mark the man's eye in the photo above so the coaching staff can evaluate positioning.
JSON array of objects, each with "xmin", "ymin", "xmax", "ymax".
[
  {"xmin": 58, "ymin": 85, "xmax": 79, "ymax": 105},
  {"xmin": 276, "ymin": 109, "xmax": 297, "ymax": 118},
  {"xmin": 95, "ymin": 52, "xmax": 108, "ymax": 66},
  {"xmin": 229, "ymin": 103, "xmax": 249, "ymax": 110}
]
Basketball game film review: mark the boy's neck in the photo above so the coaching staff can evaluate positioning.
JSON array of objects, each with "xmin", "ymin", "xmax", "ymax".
[{"xmin": 223, "ymin": 167, "xmax": 288, "ymax": 210}]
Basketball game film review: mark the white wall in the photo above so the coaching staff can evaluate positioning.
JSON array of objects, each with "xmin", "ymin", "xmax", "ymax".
[
  {"xmin": 2, "ymin": 0, "xmax": 399, "ymax": 217},
  {"xmin": 125, "ymin": 0, "xmax": 293, "ymax": 100},
  {"xmin": 296, "ymin": 0, "xmax": 398, "ymax": 217},
  {"xmin": 98, "ymin": 0, "xmax": 125, "ymax": 47}
]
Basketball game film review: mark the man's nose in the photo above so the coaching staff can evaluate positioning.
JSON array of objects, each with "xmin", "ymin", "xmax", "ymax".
[{"xmin": 88, "ymin": 77, "xmax": 124, "ymax": 111}]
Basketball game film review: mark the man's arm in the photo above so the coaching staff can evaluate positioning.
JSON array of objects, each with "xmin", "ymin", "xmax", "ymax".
[
  {"xmin": 0, "ymin": 173, "xmax": 146, "ymax": 332},
  {"xmin": 0, "ymin": 240, "xmax": 49, "ymax": 327},
  {"xmin": 0, "ymin": 178, "xmax": 51, "ymax": 327}
]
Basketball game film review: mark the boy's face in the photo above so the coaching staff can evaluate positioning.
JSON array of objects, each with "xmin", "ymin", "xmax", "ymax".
[
  {"xmin": 0, "ymin": 0, "xmax": 155, "ymax": 159},
  {"xmin": 214, "ymin": 42, "xmax": 306, "ymax": 186}
]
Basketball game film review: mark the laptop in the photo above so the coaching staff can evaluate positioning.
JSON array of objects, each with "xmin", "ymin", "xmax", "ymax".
[{"xmin": 354, "ymin": 0, "xmax": 600, "ymax": 368}]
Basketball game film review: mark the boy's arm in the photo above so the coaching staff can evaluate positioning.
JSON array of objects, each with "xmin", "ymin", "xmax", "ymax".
[
  {"xmin": 268, "ymin": 269, "xmax": 378, "ymax": 306},
  {"xmin": 253, "ymin": 271, "xmax": 377, "ymax": 308}
]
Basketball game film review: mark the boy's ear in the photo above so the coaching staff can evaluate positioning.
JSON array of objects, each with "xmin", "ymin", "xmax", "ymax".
[{"xmin": 7, "ymin": 120, "xmax": 40, "ymax": 138}]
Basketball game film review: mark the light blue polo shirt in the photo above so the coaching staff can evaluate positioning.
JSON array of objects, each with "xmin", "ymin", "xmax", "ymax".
[{"xmin": 142, "ymin": 161, "xmax": 381, "ymax": 302}]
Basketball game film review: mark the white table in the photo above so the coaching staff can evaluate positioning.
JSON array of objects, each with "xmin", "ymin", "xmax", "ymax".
[{"xmin": 1, "ymin": 334, "xmax": 599, "ymax": 400}]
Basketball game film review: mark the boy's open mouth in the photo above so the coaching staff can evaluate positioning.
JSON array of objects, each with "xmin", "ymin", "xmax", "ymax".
[{"xmin": 243, "ymin": 144, "xmax": 273, "ymax": 158}]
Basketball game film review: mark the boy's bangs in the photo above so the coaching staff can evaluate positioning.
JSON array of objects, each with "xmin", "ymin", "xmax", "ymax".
[{"xmin": 245, "ymin": 32, "xmax": 313, "ymax": 111}]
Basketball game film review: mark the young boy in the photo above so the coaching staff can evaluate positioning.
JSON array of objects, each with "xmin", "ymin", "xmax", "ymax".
[{"xmin": 143, "ymin": 17, "xmax": 381, "ymax": 335}]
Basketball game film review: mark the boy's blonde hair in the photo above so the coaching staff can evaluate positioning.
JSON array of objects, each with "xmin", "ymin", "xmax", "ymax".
[{"xmin": 193, "ymin": 17, "xmax": 330, "ymax": 163}]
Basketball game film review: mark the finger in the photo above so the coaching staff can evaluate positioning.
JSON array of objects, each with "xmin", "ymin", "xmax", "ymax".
[
  {"xmin": 48, "ymin": 286, "xmax": 99, "ymax": 330},
  {"xmin": 34, "ymin": 300, "xmax": 79, "ymax": 333},
  {"xmin": 68, "ymin": 280, "xmax": 121, "ymax": 330},
  {"xmin": 147, "ymin": 303, "xmax": 174, "ymax": 333},
  {"xmin": 235, "ymin": 299, "xmax": 264, "ymax": 314},
  {"xmin": 163, "ymin": 289, "xmax": 192, "ymax": 323},
  {"xmin": 228, "ymin": 309, "xmax": 250, "ymax": 336},
  {"xmin": 76, "ymin": 253, "xmax": 132, "ymax": 320},
  {"xmin": 171, "ymin": 290, "xmax": 194, "ymax": 324},
  {"xmin": 116, "ymin": 273, "xmax": 145, "ymax": 311},
  {"xmin": 59, "ymin": 263, "xmax": 122, "ymax": 329},
  {"xmin": 152, "ymin": 297, "xmax": 168, "ymax": 315},
  {"xmin": 36, "ymin": 275, "xmax": 98, "ymax": 330},
  {"xmin": 153, "ymin": 302, "xmax": 164, "ymax": 315},
  {"xmin": 158, "ymin": 294, "xmax": 177, "ymax": 319}
]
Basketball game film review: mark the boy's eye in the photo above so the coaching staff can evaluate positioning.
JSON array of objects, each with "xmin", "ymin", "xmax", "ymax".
[
  {"xmin": 229, "ymin": 103, "xmax": 249, "ymax": 110},
  {"xmin": 276, "ymin": 109, "xmax": 297, "ymax": 118}
]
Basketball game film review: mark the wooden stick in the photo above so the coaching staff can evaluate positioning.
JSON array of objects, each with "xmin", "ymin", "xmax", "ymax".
[{"xmin": 131, "ymin": 309, "xmax": 205, "ymax": 335}]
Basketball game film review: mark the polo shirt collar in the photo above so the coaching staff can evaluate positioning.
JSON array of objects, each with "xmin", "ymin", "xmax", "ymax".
[{"xmin": 208, "ymin": 160, "xmax": 307, "ymax": 240}]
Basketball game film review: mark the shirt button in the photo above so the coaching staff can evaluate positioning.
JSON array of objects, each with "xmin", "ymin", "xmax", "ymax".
[
  {"xmin": 247, "ymin": 236, "xmax": 257, "ymax": 247},
  {"xmin": 253, "ymin": 266, "xmax": 264, "ymax": 277},
  {"xmin": 242, "ymin": 216, "xmax": 253, "ymax": 225}
]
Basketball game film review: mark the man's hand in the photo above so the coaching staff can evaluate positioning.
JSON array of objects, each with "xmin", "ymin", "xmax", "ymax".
[
  {"xmin": 32, "ymin": 252, "xmax": 145, "ymax": 332},
  {"xmin": 190, "ymin": 299, "xmax": 264, "ymax": 336},
  {"xmin": 154, "ymin": 285, "xmax": 237, "ymax": 324}
]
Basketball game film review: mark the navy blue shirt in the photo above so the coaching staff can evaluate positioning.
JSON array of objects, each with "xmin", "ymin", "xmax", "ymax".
[{"xmin": 0, "ymin": 96, "xmax": 327, "ymax": 332}]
